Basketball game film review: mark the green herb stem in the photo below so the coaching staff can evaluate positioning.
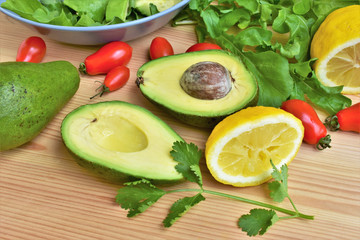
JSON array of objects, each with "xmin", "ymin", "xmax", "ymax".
[{"xmin": 166, "ymin": 188, "xmax": 314, "ymax": 220}]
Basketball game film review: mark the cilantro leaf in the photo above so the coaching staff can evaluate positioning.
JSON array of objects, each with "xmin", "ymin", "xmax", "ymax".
[
  {"xmin": 115, "ymin": 179, "xmax": 166, "ymax": 217},
  {"xmin": 238, "ymin": 209, "xmax": 279, "ymax": 237},
  {"xmin": 170, "ymin": 141, "xmax": 203, "ymax": 188},
  {"xmin": 163, "ymin": 193, "xmax": 206, "ymax": 228},
  {"xmin": 268, "ymin": 161, "xmax": 289, "ymax": 203}
]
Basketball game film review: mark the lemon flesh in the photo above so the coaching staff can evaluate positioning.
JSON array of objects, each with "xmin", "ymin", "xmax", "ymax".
[
  {"xmin": 205, "ymin": 106, "xmax": 304, "ymax": 187},
  {"xmin": 326, "ymin": 42, "xmax": 360, "ymax": 89},
  {"xmin": 310, "ymin": 5, "xmax": 360, "ymax": 94}
]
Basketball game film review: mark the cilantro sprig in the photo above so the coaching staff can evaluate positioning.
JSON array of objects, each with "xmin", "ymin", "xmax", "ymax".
[{"xmin": 116, "ymin": 141, "xmax": 314, "ymax": 237}]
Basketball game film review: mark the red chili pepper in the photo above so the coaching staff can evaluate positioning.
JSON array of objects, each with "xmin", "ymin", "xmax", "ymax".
[
  {"xmin": 90, "ymin": 65, "xmax": 130, "ymax": 99},
  {"xmin": 325, "ymin": 102, "xmax": 360, "ymax": 133},
  {"xmin": 149, "ymin": 37, "xmax": 174, "ymax": 60},
  {"xmin": 79, "ymin": 41, "xmax": 132, "ymax": 75},
  {"xmin": 16, "ymin": 36, "xmax": 46, "ymax": 63},
  {"xmin": 186, "ymin": 42, "xmax": 222, "ymax": 52},
  {"xmin": 281, "ymin": 99, "xmax": 331, "ymax": 150}
]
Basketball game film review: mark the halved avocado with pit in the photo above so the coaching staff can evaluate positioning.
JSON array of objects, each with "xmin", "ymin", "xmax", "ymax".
[
  {"xmin": 61, "ymin": 101, "xmax": 183, "ymax": 182},
  {"xmin": 136, "ymin": 50, "xmax": 258, "ymax": 128}
]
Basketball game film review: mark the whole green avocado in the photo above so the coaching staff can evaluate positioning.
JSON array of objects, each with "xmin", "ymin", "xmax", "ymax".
[{"xmin": 0, "ymin": 61, "xmax": 80, "ymax": 151}]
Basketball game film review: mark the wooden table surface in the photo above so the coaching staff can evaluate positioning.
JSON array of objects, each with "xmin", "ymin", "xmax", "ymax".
[{"xmin": 1, "ymin": 12, "xmax": 359, "ymax": 240}]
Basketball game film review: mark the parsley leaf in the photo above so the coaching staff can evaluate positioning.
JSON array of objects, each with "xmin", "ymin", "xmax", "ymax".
[
  {"xmin": 163, "ymin": 193, "xmax": 206, "ymax": 227},
  {"xmin": 115, "ymin": 179, "xmax": 166, "ymax": 217},
  {"xmin": 238, "ymin": 209, "xmax": 279, "ymax": 236},
  {"xmin": 171, "ymin": 141, "xmax": 203, "ymax": 188}
]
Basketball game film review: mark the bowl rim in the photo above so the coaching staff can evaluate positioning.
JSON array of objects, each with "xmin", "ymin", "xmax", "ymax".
[{"xmin": 0, "ymin": 0, "xmax": 190, "ymax": 32}]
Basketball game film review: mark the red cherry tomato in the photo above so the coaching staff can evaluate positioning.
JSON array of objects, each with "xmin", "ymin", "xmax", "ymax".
[
  {"xmin": 149, "ymin": 37, "xmax": 174, "ymax": 60},
  {"xmin": 16, "ymin": 36, "xmax": 46, "ymax": 63},
  {"xmin": 186, "ymin": 42, "xmax": 222, "ymax": 52},
  {"xmin": 90, "ymin": 65, "xmax": 130, "ymax": 99},
  {"xmin": 325, "ymin": 102, "xmax": 360, "ymax": 133},
  {"xmin": 281, "ymin": 99, "xmax": 331, "ymax": 150},
  {"xmin": 80, "ymin": 41, "xmax": 132, "ymax": 75}
]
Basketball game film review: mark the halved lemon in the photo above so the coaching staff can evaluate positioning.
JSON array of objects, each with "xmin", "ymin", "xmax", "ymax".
[
  {"xmin": 310, "ymin": 5, "xmax": 360, "ymax": 94},
  {"xmin": 205, "ymin": 106, "xmax": 304, "ymax": 187}
]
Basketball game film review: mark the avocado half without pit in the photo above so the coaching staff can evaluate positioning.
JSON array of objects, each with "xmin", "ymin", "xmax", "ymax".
[
  {"xmin": 61, "ymin": 101, "xmax": 184, "ymax": 182},
  {"xmin": 136, "ymin": 50, "xmax": 258, "ymax": 128}
]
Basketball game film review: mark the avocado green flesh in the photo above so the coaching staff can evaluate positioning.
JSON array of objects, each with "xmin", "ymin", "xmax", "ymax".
[
  {"xmin": 61, "ymin": 101, "xmax": 184, "ymax": 182},
  {"xmin": 137, "ymin": 50, "xmax": 258, "ymax": 128},
  {"xmin": 0, "ymin": 61, "xmax": 80, "ymax": 151}
]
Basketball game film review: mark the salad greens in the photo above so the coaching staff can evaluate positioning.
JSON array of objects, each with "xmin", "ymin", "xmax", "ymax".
[
  {"xmin": 173, "ymin": 0, "xmax": 358, "ymax": 115},
  {"xmin": 116, "ymin": 141, "xmax": 314, "ymax": 237},
  {"xmin": 1, "ymin": 0, "xmax": 161, "ymax": 26}
]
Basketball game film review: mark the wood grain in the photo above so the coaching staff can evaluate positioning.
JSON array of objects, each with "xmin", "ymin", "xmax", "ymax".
[{"xmin": 1, "ymin": 12, "xmax": 360, "ymax": 240}]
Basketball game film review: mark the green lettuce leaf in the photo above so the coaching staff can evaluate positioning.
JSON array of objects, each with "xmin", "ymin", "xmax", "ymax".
[
  {"xmin": 63, "ymin": 0, "xmax": 108, "ymax": 23},
  {"xmin": 1, "ymin": 0, "xmax": 45, "ymax": 21}
]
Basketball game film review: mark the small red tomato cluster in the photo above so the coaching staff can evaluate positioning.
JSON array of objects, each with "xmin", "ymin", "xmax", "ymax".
[
  {"xmin": 149, "ymin": 37, "xmax": 222, "ymax": 60},
  {"xmin": 281, "ymin": 99, "xmax": 359, "ymax": 150},
  {"xmin": 79, "ymin": 41, "xmax": 133, "ymax": 99}
]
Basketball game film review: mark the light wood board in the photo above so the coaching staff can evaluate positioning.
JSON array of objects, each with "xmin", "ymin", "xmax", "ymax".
[{"xmin": 1, "ymin": 12, "xmax": 359, "ymax": 240}]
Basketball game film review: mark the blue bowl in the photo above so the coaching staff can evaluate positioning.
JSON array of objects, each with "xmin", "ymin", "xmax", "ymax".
[{"xmin": 0, "ymin": 0, "xmax": 189, "ymax": 45}]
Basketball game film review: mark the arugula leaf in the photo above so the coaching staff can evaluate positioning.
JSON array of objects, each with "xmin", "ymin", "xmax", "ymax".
[
  {"xmin": 170, "ymin": 141, "xmax": 203, "ymax": 188},
  {"xmin": 242, "ymin": 50, "xmax": 293, "ymax": 107},
  {"xmin": 273, "ymin": 9, "xmax": 311, "ymax": 61},
  {"xmin": 234, "ymin": 0, "xmax": 259, "ymax": 12},
  {"xmin": 163, "ymin": 193, "xmax": 206, "ymax": 227},
  {"xmin": 177, "ymin": 0, "xmax": 353, "ymax": 113},
  {"xmin": 309, "ymin": 0, "xmax": 360, "ymax": 36},
  {"xmin": 292, "ymin": 0, "xmax": 312, "ymax": 15},
  {"xmin": 238, "ymin": 209, "xmax": 279, "ymax": 236},
  {"xmin": 115, "ymin": 179, "xmax": 166, "ymax": 217},
  {"xmin": 290, "ymin": 60, "xmax": 352, "ymax": 115}
]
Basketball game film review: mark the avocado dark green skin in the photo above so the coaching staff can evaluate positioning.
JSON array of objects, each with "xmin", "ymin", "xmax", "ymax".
[
  {"xmin": 0, "ymin": 61, "xmax": 80, "ymax": 151},
  {"xmin": 66, "ymin": 148, "xmax": 185, "ymax": 185},
  {"xmin": 65, "ymin": 148, "xmax": 130, "ymax": 183}
]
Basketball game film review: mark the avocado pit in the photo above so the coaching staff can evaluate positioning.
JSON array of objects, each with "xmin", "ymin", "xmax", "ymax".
[{"xmin": 180, "ymin": 61, "xmax": 232, "ymax": 100}]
